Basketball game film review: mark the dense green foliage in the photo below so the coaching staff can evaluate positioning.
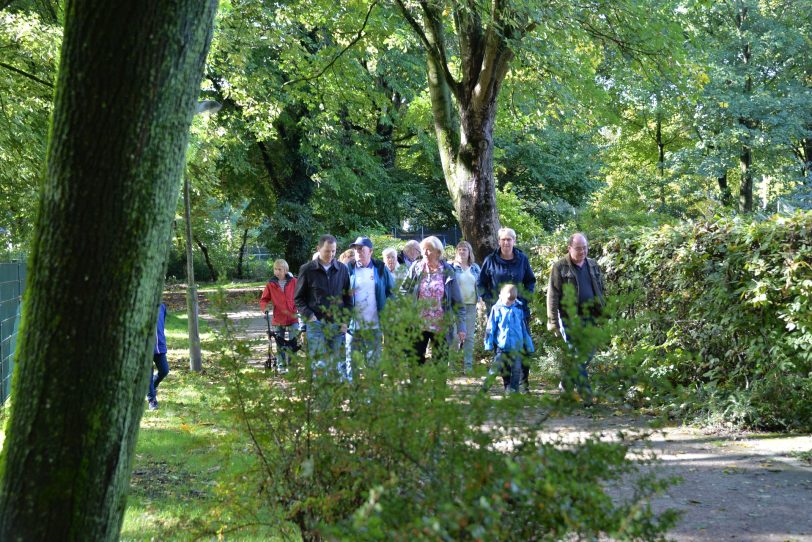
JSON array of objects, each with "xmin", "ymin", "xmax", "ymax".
[
  {"xmin": 536, "ymin": 212, "xmax": 812, "ymax": 430},
  {"xmin": 209, "ymin": 295, "xmax": 676, "ymax": 541}
]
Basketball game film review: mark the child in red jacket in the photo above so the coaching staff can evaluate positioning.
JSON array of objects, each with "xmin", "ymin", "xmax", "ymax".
[{"xmin": 260, "ymin": 259, "xmax": 300, "ymax": 371}]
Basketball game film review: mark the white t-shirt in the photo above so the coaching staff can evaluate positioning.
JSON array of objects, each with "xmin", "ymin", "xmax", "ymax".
[
  {"xmin": 457, "ymin": 267, "xmax": 478, "ymax": 304},
  {"xmin": 354, "ymin": 266, "xmax": 379, "ymax": 327}
]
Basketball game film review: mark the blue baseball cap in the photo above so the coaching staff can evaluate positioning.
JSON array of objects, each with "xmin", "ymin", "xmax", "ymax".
[{"xmin": 350, "ymin": 236, "xmax": 373, "ymax": 250}]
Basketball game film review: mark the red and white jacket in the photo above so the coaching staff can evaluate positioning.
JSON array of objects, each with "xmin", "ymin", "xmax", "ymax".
[{"xmin": 260, "ymin": 273, "xmax": 298, "ymax": 326}]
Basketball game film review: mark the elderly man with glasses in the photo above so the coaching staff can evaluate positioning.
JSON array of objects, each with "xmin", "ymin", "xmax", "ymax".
[{"xmin": 546, "ymin": 232, "xmax": 605, "ymax": 402}]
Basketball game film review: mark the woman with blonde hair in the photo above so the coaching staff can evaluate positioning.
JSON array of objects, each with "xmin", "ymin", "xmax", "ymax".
[
  {"xmin": 452, "ymin": 240, "xmax": 481, "ymax": 374},
  {"xmin": 400, "ymin": 236, "xmax": 466, "ymax": 365}
]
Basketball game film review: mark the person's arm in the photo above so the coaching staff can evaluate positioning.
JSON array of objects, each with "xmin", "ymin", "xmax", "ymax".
[
  {"xmin": 483, "ymin": 308, "xmax": 497, "ymax": 351},
  {"xmin": 448, "ymin": 276, "xmax": 466, "ymax": 338},
  {"xmin": 478, "ymin": 258, "xmax": 493, "ymax": 304},
  {"xmin": 341, "ymin": 267, "xmax": 353, "ymax": 333},
  {"xmin": 259, "ymin": 283, "xmax": 272, "ymax": 312},
  {"xmin": 399, "ymin": 262, "xmax": 418, "ymax": 296},
  {"xmin": 523, "ymin": 256, "xmax": 537, "ymax": 294},
  {"xmin": 546, "ymin": 265, "xmax": 561, "ymax": 334},
  {"xmin": 522, "ymin": 315, "xmax": 535, "ymax": 353},
  {"xmin": 294, "ymin": 266, "xmax": 315, "ymax": 321},
  {"xmin": 383, "ymin": 262, "xmax": 394, "ymax": 298}
]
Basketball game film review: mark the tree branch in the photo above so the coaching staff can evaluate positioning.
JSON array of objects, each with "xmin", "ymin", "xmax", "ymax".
[
  {"xmin": 284, "ymin": 0, "xmax": 378, "ymax": 87},
  {"xmin": 0, "ymin": 61, "xmax": 53, "ymax": 89},
  {"xmin": 418, "ymin": 0, "xmax": 461, "ymax": 99}
]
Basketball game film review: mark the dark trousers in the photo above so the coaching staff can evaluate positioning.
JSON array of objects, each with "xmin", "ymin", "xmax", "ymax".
[
  {"xmin": 414, "ymin": 330, "xmax": 448, "ymax": 365},
  {"xmin": 147, "ymin": 352, "xmax": 169, "ymax": 401}
]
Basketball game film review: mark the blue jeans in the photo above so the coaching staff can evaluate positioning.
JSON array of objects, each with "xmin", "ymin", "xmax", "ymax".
[
  {"xmin": 491, "ymin": 349, "xmax": 524, "ymax": 392},
  {"xmin": 348, "ymin": 326, "xmax": 383, "ymax": 371},
  {"xmin": 307, "ymin": 320, "xmax": 348, "ymax": 380},
  {"xmin": 455, "ymin": 303, "xmax": 477, "ymax": 373},
  {"xmin": 147, "ymin": 352, "xmax": 169, "ymax": 401}
]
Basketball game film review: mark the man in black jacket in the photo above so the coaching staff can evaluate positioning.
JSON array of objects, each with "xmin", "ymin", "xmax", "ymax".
[{"xmin": 294, "ymin": 234, "xmax": 353, "ymax": 376}]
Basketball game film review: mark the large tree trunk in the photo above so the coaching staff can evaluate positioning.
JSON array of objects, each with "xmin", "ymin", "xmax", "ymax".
[
  {"xmin": 0, "ymin": 1, "xmax": 216, "ymax": 540},
  {"xmin": 396, "ymin": 0, "xmax": 516, "ymax": 262},
  {"xmin": 453, "ymin": 97, "xmax": 502, "ymax": 262}
]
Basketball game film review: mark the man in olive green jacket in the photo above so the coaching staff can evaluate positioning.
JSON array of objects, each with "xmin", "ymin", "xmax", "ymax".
[{"xmin": 546, "ymin": 232, "xmax": 604, "ymax": 397}]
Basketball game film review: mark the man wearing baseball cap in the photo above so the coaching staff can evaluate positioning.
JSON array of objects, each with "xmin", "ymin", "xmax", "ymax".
[{"xmin": 348, "ymin": 236, "xmax": 394, "ymax": 370}]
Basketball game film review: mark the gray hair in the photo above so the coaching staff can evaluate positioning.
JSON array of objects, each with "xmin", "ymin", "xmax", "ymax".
[
  {"xmin": 382, "ymin": 247, "xmax": 397, "ymax": 260},
  {"xmin": 498, "ymin": 227, "xmax": 516, "ymax": 240},
  {"xmin": 419, "ymin": 236, "xmax": 444, "ymax": 254}
]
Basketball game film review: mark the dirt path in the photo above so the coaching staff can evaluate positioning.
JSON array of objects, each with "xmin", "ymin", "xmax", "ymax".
[{"xmin": 218, "ymin": 303, "xmax": 812, "ymax": 542}]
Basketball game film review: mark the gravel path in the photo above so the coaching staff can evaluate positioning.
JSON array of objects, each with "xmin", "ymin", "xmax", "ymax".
[{"xmin": 220, "ymin": 303, "xmax": 812, "ymax": 542}]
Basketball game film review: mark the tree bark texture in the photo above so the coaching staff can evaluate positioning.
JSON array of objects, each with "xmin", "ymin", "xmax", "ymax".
[
  {"xmin": 0, "ymin": 1, "xmax": 217, "ymax": 540},
  {"xmin": 395, "ymin": 0, "xmax": 518, "ymax": 262}
]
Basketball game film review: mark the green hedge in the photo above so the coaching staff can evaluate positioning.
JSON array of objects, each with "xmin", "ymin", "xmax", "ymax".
[{"xmin": 534, "ymin": 212, "xmax": 812, "ymax": 430}]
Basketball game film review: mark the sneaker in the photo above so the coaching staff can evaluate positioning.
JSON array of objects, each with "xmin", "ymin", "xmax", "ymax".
[{"xmin": 148, "ymin": 398, "xmax": 159, "ymax": 411}]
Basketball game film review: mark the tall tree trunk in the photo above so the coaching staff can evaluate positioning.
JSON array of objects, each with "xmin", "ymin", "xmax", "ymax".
[
  {"xmin": 0, "ymin": 1, "xmax": 216, "ymax": 539},
  {"xmin": 655, "ymin": 114, "xmax": 666, "ymax": 208},
  {"xmin": 194, "ymin": 235, "xmax": 219, "ymax": 281},
  {"xmin": 736, "ymin": 9, "xmax": 754, "ymax": 213},
  {"xmin": 236, "ymin": 227, "xmax": 249, "ymax": 279},
  {"xmin": 739, "ymin": 143, "xmax": 754, "ymax": 212},
  {"xmin": 718, "ymin": 172, "xmax": 733, "ymax": 206},
  {"xmin": 395, "ymin": 1, "xmax": 517, "ymax": 261}
]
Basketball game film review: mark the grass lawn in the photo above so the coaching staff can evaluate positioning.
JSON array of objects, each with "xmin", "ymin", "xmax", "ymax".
[{"xmin": 121, "ymin": 309, "xmax": 279, "ymax": 540}]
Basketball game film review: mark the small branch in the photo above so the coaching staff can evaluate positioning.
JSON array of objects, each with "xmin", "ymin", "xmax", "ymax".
[
  {"xmin": 0, "ymin": 61, "xmax": 53, "ymax": 89},
  {"xmin": 284, "ymin": 0, "xmax": 378, "ymax": 87}
]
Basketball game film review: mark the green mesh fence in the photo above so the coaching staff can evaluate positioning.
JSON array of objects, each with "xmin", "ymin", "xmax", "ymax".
[{"xmin": 0, "ymin": 261, "xmax": 25, "ymax": 404}]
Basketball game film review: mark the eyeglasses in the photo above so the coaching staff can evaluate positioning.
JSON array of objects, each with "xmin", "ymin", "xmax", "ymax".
[{"xmin": 571, "ymin": 245, "xmax": 588, "ymax": 252}]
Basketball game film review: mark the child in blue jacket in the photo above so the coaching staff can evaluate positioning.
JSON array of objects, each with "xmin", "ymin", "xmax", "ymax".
[{"xmin": 484, "ymin": 284, "xmax": 534, "ymax": 393}]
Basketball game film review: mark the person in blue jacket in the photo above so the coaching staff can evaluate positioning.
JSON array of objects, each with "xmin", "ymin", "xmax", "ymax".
[
  {"xmin": 478, "ymin": 227, "xmax": 536, "ymax": 387},
  {"xmin": 146, "ymin": 303, "xmax": 169, "ymax": 411},
  {"xmin": 483, "ymin": 284, "xmax": 534, "ymax": 393},
  {"xmin": 347, "ymin": 236, "xmax": 394, "ymax": 371}
]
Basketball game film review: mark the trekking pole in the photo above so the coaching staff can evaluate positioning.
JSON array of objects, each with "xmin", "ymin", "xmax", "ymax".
[{"xmin": 264, "ymin": 311, "xmax": 277, "ymax": 373}]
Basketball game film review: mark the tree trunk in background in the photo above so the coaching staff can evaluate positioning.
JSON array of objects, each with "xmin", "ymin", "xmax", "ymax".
[
  {"xmin": 236, "ymin": 227, "xmax": 249, "ymax": 279},
  {"xmin": 736, "ymin": 8, "xmax": 755, "ymax": 213},
  {"xmin": 718, "ymin": 172, "xmax": 733, "ymax": 206},
  {"xmin": 194, "ymin": 236, "xmax": 219, "ymax": 282},
  {"xmin": 656, "ymin": 114, "xmax": 666, "ymax": 208},
  {"xmin": 184, "ymin": 176, "xmax": 203, "ymax": 373},
  {"xmin": 0, "ymin": 1, "xmax": 216, "ymax": 539}
]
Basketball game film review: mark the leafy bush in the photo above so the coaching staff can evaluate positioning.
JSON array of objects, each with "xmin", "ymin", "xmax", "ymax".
[
  {"xmin": 208, "ymin": 294, "xmax": 676, "ymax": 541},
  {"xmin": 534, "ymin": 212, "xmax": 812, "ymax": 430}
]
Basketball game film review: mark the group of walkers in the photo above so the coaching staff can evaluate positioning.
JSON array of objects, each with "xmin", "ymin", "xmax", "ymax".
[{"xmin": 257, "ymin": 227, "xmax": 604, "ymax": 398}]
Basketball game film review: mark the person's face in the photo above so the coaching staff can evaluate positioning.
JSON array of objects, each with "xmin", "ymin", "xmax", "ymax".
[
  {"xmin": 422, "ymin": 244, "xmax": 441, "ymax": 263},
  {"xmin": 273, "ymin": 265, "xmax": 287, "ymax": 281},
  {"xmin": 407, "ymin": 245, "xmax": 421, "ymax": 260},
  {"xmin": 318, "ymin": 242, "xmax": 337, "ymax": 264},
  {"xmin": 384, "ymin": 252, "xmax": 397, "ymax": 271},
  {"xmin": 568, "ymin": 235, "xmax": 588, "ymax": 265},
  {"xmin": 354, "ymin": 246, "xmax": 372, "ymax": 265},
  {"xmin": 456, "ymin": 245, "xmax": 469, "ymax": 263},
  {"xmin": 498, "ymin": 234, "xmax": 515, "ymax": 255}
]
